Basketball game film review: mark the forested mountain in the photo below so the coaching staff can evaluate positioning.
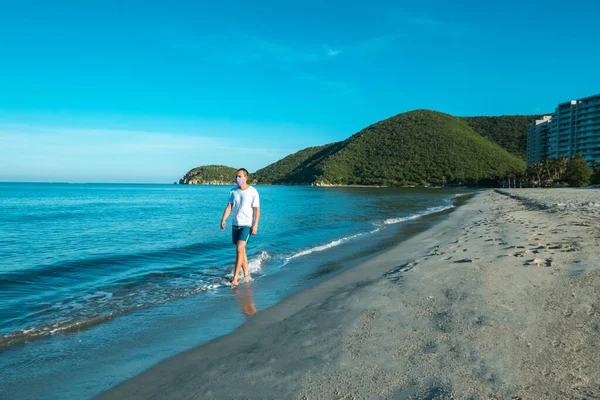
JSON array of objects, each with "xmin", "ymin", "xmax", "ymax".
[
  {"xmin": 183, "ymin": 110, "xmax": 536, "ymax": 187},
  {"xmin": 461, "ymin": 115, "xmax": 544, "ymax": 160},
  {"xmin": 252, "ymin": 144, "xmax": 335, "ymax": 184},
  {"xmin": 254, "ymin": 110, "xmax": 526, "ymax": 186}
]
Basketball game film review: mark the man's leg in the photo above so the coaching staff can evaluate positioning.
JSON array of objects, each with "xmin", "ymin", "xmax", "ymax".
[
  {"xmin": 240, "ymin": 226, "xmax": 250, "ymax": 279},
  {"xmin": 242, "ymin": 251, "xmax": 249, "ymax": 279},
  {"xmin": 232, "ymin": 240, "xmax": 247, "ymax": 286}
]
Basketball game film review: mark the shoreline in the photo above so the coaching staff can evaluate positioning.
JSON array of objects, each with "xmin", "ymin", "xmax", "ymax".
[
  {"xmin": 0, "ymin": 190, "xmax": 465, "ymax": 355},
  {"xmin": 97, "ymin": 189, "xmax": 600, "ymax": 399}
]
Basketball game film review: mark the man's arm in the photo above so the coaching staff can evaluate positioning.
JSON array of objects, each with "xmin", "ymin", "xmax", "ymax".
[
  {"xmin": 221, "ymin": 203, "xmax": 232, "ymax": 229},
  {"xmin": 251, "ymin": 207, "xmax": 260, "ymax": 235}
]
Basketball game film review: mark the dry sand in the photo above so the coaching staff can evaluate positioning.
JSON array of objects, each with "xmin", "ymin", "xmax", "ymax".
[{"xmin": 97, "ymin": 189, "xmax": 600, "ymax": 400}]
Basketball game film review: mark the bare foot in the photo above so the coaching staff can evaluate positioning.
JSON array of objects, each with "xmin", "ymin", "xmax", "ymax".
[{"xmin": 231, "ymin": 279, "xmax": 239, "ymax": 287}]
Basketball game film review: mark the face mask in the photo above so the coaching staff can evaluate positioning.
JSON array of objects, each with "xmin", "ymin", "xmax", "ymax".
[{"xmin": 236, "ymin": 177, "xmax": 245, "ymax": 186}]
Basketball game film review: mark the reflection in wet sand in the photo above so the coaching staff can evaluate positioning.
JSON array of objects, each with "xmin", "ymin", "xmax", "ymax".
[{"xmin": 233, "ymin": 283, "xmax": 256, "ymax": 316}]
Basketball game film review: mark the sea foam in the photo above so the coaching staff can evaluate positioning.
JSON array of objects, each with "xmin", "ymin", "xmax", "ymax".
[
  {"xmin": 286, "ymin": 228, "xmax": 381, "ymax": 261},
  {"xmin": 384, "ymin": 204, "xmax": 454, "ymax": 225}
]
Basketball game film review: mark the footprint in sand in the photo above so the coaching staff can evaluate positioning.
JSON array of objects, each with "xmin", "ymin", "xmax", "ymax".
[
  {"xmin": 384, "ymin": 261, "xmax": 419, "ymax": 283},
  {"xmin": 523, "ymin": 258, "xmax": 553, "ymax": 267}
]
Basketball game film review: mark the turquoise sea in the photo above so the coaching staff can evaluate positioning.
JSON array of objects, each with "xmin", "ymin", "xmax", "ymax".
[{"xmin": 0, "ymin": 183, "xmax": 472, "ymax": 399}]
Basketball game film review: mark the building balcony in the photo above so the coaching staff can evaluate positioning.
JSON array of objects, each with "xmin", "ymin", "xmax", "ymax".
[
  {"xmin": 577, "ymin": 127, "xmax": 600, "ymax": 135},
  {"xmin": 576, "ymin": 117, "xmax": 600, "ymax": 125},
  {"xmin": 577, "ymin": 132, "xmax": 600, "ymax": 138}
]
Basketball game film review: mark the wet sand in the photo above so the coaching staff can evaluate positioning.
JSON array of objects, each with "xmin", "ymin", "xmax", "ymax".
[{"xmin": 97, "ymin": 189, "xmax": 600, "ymax": 399}]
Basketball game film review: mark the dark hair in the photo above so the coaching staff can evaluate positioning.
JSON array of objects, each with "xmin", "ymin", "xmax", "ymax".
[{"xmin": 237, "ymin": 168, "xmax": 249, "ymax": 177}]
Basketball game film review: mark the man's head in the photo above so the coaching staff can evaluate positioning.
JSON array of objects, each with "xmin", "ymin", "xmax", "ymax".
[{"xmin": 236, "ymin": 168, "xmax": 249, "ymax": 187}]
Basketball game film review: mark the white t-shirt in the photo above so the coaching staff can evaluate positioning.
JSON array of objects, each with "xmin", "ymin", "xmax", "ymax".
[{"xmin": 228, "ymin": 186, "xmax": 260, "ymax": 227}]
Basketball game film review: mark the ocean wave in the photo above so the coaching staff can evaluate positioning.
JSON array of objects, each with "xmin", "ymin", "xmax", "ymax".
[
  {"xmin": 0, "ymin": 250, "xmax": 272, "ymax": 350},
  {"xmin": 451, "ymin": 192, "xmax": 473, "ymax": 199},
  {"xmin": 285, "ymin": 228, "xmax": 380, "ymax": 261},
  {"xmin": 224, "ymin": 250, "xmax": 270, "ymax": 279},
  {"xmin": 0, "ymin": 239, "xmax": 226, "ymax": 287},
  {"xmin": 282, "ymin": 195, "xmax": 465, "ymax": 261},
  {"xmin": 384, "ymin": 203, "xmax": 455, "ymax": 225}
]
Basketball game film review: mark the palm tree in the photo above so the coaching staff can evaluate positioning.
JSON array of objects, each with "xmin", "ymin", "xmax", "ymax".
[
  {"xmin": 555, "ymin": 157, "xmax": 569, "ymax": 181},
  {"xmin": 547, "ymin": 158, "xmax": 557, "ymax": 181},
  {"xmin": 540, "ymin": 159, "xmax": 552, "ymax": 183},
  {"xmin": 592, "ymin": 161, "xmax": 600, "ymax": 185},
  {"xmin": 527, "ymin": 162, "xmax": 542, "ymax": 187}
]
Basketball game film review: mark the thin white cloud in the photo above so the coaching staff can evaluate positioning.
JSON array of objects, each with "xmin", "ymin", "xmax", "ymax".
[
  {"xmin": 385, "ymin": 11, "xmax": 470, "ymax": 36},
  {"xmin": 159, "ymin": 26, "xmax": 410, "ymax": 97},
  {"xmin": 0, "ymin": 124, "xmax": 225, "ymax": 155},
  {"xmin": 161, "ymin": 28, "xmax": 339, "ymax": 65},
  {"xmin": 344, "ymin": 33, "xmax": 406, "ymax": 54},
  {"xmin": 0, "ymin": 122, "xmax": 330, "ymax": 182},
  {"xmin": 160, "ymin": 26, "xmax": 406, "ymax": 67}
]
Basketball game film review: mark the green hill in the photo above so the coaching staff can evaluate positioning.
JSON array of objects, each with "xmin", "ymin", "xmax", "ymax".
[
  {"xmin": 180, "ymin": 165, "xmax": 237, "ymax": 184},
  {"xmin": 461, "ymin": 115, "xmax": 544, "ymax": 160},
  {"xmin": 255, "ymin": 110, "xmax": 526, "ymax": 186},
  {"xmin": 253, "ymin": 144, "xmax": 339, "ymax": 184}
]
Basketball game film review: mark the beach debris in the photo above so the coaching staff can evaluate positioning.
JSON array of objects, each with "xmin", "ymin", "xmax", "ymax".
[{"xmin": 524, "ymin": 258, "xmax": 545, "ymax": 266}]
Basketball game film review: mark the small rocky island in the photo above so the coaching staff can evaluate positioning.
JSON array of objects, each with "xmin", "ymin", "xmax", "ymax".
[{"xmin": 178, "ymin": 165, "xmax": 237, "ymax": 185}]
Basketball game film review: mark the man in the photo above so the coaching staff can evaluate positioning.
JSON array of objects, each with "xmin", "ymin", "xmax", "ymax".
[{"xmin": 220, "ymin": 168, "xmax": 260, "ymax": 286}]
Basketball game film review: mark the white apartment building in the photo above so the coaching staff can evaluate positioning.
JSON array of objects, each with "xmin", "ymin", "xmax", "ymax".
[
  {"xmin": 526, "ymin": 115, "xmax": 552, "ymax": 166},
  {"xmin": 527, "ymin": 93, "xmax": 600, "ymax": 167}
]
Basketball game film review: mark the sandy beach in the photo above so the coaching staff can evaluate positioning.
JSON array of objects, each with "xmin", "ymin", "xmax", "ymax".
[{"xmin": 97, "ymin": 189, "xmax": 600, "ymax": 399}]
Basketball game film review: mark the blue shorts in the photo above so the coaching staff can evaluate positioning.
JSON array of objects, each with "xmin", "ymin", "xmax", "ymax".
[{"xmin": 232, "ymin": 225, "xmax": 251, "ymax": 245}]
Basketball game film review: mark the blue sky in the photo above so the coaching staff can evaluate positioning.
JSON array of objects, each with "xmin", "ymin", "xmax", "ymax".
[{"xmin": 1, "ymin": 0, "xmax": 599, "ymax": 182}]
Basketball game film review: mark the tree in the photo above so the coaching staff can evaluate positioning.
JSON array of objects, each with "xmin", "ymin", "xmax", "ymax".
[
  {"xmin": 591, "ymin": 161, "xmax": 600, "ymax": 185},
  {"xmin": 565, "ymin": 154, "xmax": 592, "ymax": 187},
  {"xmin": 541, "ymin": 158, "xmax": 553, "ymax": 183},
  {"xmin": 554, "ymin": 157, "xmax": 569, "ymax": 181},
  {"xmin": 526, "ymin": 162, "xmax": 544, "ymax": 187}
]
